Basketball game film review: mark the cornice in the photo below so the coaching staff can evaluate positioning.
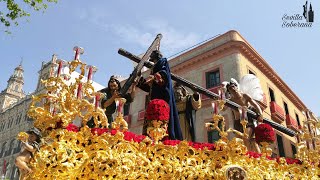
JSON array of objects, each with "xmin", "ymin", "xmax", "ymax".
[{"xmin": 171, "ymin": 39, "xmax": 307, "ymax": 111}]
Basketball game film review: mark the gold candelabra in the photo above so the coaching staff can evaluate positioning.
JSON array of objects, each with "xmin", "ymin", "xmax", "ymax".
[{"xmin": 28, "ymin": 47, "xmax": 108, "ymax": 132}]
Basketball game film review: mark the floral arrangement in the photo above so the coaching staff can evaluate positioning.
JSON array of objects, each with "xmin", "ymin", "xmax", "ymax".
[
  {"xmin": 145, "ymin": 99, "xmax": 170, "ymax": 121},
  {"xmin": 65, "ymin": 123, "xmax": 79, "ymax": 132},
  {"xmin": 254, "ymin": 123, "xmax": 276, "ymax": 144}
]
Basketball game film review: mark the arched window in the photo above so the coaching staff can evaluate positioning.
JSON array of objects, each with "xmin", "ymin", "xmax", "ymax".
[
  {"xmin": 11, "ymin": 140, "xmax": 19, "ymax": 155},
  {"xmin": 0, "ymin": 142, "xmax": 7, "ymax": 158},
  {"xmin": 5, "ymin": 139, "xmax": 14, "ymax": 156},
  {"xmin": 15, "ymin": 85, "xmax": 19, "ymax": 91}
]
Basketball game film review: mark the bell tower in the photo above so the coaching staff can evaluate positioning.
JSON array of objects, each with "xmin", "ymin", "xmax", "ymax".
[{"xmin": 0, "ymin": 62, "xmax": 25, "ymax": 111}]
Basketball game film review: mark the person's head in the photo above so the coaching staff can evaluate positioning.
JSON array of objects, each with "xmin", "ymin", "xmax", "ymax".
[
  {"xmin": 108, "ymin": 76, "xmax": 121, "ymax": 93},
  {"xmin": 150, "ymin": 50, "xmax": 163, "ymax": 63},
  {"xmin": 174, "ymin": 83, "xmax": 188, "ymax": 102},
  {"xmin": 26, "ymin": 127, "xmax": 42, "ymax": 143},
  {"xmin": 226, "ymin": 82, "xmax": 239, "ymax": 95}
]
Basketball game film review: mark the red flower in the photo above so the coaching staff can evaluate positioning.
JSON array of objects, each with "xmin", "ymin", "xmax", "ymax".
[
  {"xmin": 110, "ymin": 129, "xmax": 118, "ymax": 135},
  {"xmin": 124, "ymin": 131, "xmax": 135, "ymax": 141},
  {"xmin": 246, "ymin": 151, "xmax": 262, "ymax": 158},
  {"xmin": 254, "ymin": 123, "xmax": 276, "ymax": 144},
  {"xmin": 188, "ymin": 142, "xmax": 215, "ymax": 150},
  {"xmin": 91, "ymin": 128, "xmax": 108, "ymax": 135},
  {"xmin": 66, "ymin": 124, "xmax": 79, "ymax": 132},
  {"xmin": 277, "ymin": 157, "xmax": 302, "ymax": 165},
  {"xmin": 145, "ymin": 99, "xmax": 170, "ymax": 121},
  {"xmin": 133, "ymin": 134, "xmax": 146, "ymax": 143},
  {"xmin": 163, "ymin": 140, "xmax": 181, "ymax": 146}
]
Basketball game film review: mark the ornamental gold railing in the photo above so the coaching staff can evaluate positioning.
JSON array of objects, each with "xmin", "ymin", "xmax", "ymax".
[{"xmin": 22, "ymin": 47, "xmax": 320, "ymax": 179}]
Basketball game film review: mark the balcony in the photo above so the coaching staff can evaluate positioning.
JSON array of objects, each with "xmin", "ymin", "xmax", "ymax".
[
  {"xmin": 202, "ymin": 86, "xmax": 220, "ymax": 100},
  {"xmin": 270, "ymin": 101, "xmax": 285, "ymax": 123},
  {"xmin": 256, "ymin": 93, "xmax": 268, "ymax": 111},
  {"xmin": 285, "ymin": 114, "xmax": 299, "ymax": 131},
  {"xmin": 138, "ymin": 110, "xmax": 145, "ymax": 121}
]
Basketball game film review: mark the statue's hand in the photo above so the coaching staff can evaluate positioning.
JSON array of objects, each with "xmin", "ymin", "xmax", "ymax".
[
  {"xmin": 257, "ymin": 115, "xmax": 263, "ymax": 123},
  {"xmin": 193, "ymin": 92, "xmax": 200, "ymax": 100}
]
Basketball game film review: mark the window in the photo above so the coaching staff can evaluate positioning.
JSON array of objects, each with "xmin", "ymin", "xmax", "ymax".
[
  {"xmin": 277, "ymin": 134, "xmax": 285, "ymax": 157},
  {"xmin": 283, "ymin": 102, "xmax": 289, "ymax": 115},
  {"xmin": 295, "ymin": 113, "xmax": 301, "ymax": 126},
  {"xmin": 269, "ymin": 88, "xmax": 275, "ymax": 102},
  {"xmin": 0, "ymin": 143, "xmax": 6, "ymax": 158},
  {"xmin": 206, "ymin": 69, "xmax": 220, "ymax": 88},
  {"xmin": 248, "ymin": 70, "xmax": 256, "ymax": 75},
  {"xmin": 291, "ymin": 144, "xmax": 297, "ymax": 156}
]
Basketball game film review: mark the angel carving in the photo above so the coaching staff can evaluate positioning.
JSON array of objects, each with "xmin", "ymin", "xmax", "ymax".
[
  {"xmin": 15, "ymin": 127, "xmax": 42, "ymax": 180},
  {"xmin": 222, "ymin": 74, "xmax": 264, "ymax": 153}
]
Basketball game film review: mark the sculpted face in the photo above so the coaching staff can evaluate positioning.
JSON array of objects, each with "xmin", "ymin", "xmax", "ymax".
[
  {"xmin": 109, "ymin": 81, "xmax": 119, "ymax": 94},
  {"xmin": 28, "ymin": 133, "xmax": 37, "ymax": 142},
  {"xmin": 227, "ymin": 84, "xmax": 240, "ymax": 97},
  {"xmin": 174, "ymin": 86, "xmax": 186, "ymax": 102}
]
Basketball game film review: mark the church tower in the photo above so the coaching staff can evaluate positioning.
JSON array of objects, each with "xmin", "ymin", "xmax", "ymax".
[
  {"xmin": 35, "ymin": 54, "xmax": 57, "ymax": 94},
  {"xmin": 0, "ymin": 62, "xmax": 26, "ymax": 111}
]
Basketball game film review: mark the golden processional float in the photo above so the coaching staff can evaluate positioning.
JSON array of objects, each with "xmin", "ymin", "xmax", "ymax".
[{"xmin": 19, "ymin": 42, "xmax": 320, "ymax": 180}]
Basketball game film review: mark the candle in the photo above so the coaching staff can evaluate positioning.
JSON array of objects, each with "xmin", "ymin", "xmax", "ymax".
[
  {"xmin": 211, "ymin": 101, "xmax": 219, "ymax": 115},
  {"xmin": 241, "ymin": 107, "xmax": 247, "ymax": 120},
  {"xmin": 87, "ymin": 66, "xmax": 93, "ymax": 82},
  {"xmin": 118, "ymin": 100, "xmax": 124, "ymax": 113},
  {"xmin": 95, "ymin": 94, "xmax": 100, "ymax": 109},
  {"xmin": 52, "ymin": 107, "xmax": 56, "ymax": 115},
  {"xmin": 77, "ymin": 83, "xmax": 82, "ymax": 99},
  {"xmin": 220, "ymin": 88, "xmax": 225, "ymax": 100},
  {"xmin": 74, "ymin": 48, "xmax": 79, "ymax": 60},
  {"xmin": 57, "ymin": 61, "xmax": 63, "ymax": 76}
]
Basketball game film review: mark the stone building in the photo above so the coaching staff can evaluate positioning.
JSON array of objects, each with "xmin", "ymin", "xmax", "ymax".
[
  {"xmin": 0, "ymin": 62, "xmax": 33, "ymax": 179},
  {"xmin": 123, "ymin": 30, "xmax": 318, "ymax": 158}
]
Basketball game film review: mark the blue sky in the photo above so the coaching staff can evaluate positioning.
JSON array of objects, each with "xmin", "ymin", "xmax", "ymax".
[{"xmin": 1, "ymin": 0, "xmax": 319, "ymax": 116}]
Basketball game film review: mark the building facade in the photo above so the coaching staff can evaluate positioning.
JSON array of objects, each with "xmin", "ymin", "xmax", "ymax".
[
  {"xmin": 0, "ymin": 63, "xmax": 33, "ymax": 179},
  {"xmin": 124, "ymin": 30, "xmax": 318, "ymax": 158}
]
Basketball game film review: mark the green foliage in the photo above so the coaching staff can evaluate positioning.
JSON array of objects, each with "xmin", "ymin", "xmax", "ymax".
[{"xmin": 0, "ymin": 0, "xmax": 57, "ymax": 29}]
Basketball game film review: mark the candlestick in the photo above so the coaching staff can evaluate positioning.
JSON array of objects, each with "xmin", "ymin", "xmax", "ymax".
[
  {"xmin": 220, "ymin": 88, "xmax": 225, "ymax": 100},
  {"xmin": 95, "ymin": 94, "xmax": 100, "ymax": 109},
  {"xmin": 241, "ymin": 107, "xmax": 247, "ymax": 120},
  {"xmin": 87, "ymin": 66, "xmax": 93, "ymax": 82},
  {"xmin": 52, "ymin": 107, "xmax": 56, "ymax": 116},
  {"xmin": 73, "ymin": 46, "xmax": 84, "ymax": 60},
  {"xmin": 57, "ymin": 61, "xmax": 63, "ymax": 77},
  {"xmin": 118, "ymin": 100, "xmax": 124, "ymax": 113},
  {"xmin": 77, "ymin": 83, "xmax": 82, "ymax": 99},
  {"xmin": 74, "ymin": 48, "xmax": 79, "ymax": 60},
  {"xmin": 212, "ymin": 101, "xmax": 219, "ymax": 115}
]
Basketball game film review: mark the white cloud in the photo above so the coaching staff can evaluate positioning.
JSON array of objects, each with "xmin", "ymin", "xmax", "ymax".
[
  {"xmin": 110, "ymin": 18, "xmax": 203, "ymax": 56},
  {"xmin": 75, "ymin": 8, "xmax": 203, "ymax": 56}
]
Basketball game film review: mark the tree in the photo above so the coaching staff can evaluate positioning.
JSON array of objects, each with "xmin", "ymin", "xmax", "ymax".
[{"xmin": 0, "ymin": 0, "xmax": 57, "ymax": 32}]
